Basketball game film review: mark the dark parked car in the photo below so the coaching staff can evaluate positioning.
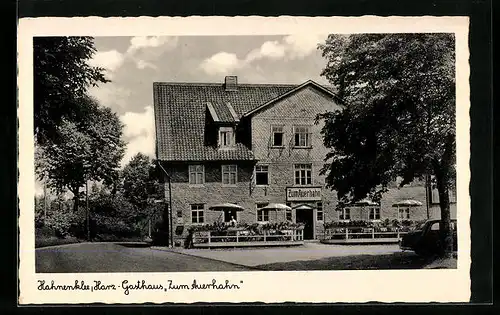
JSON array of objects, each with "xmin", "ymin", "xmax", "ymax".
[{"xmin": 400, "ymin": 219, "xmax": 457, "ymax": 256}]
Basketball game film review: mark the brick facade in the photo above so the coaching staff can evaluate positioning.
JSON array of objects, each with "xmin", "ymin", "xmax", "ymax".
[{"xmin": 156, "ymin": 80, "xmax": 456, "ymax": 243}]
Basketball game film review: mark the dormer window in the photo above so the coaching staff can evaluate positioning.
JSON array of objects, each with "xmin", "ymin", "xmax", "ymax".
[{"xmin": 219, "ymin": 127, "xmax": 234, "ymax": 148}]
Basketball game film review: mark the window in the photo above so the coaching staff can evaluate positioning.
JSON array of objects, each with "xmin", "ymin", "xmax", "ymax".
[
  {"xmin": 339, "ymin": 208, "xmax": 351, "ymax": 220},
  {"xmin": 256, "ymin": 203, "xmax": 269, "ymax": 222},
  {"xmin": 431, "ymin": 187, "xmax": 457, "ymax": 204},
  {"xmin": 189, "ymin": 165, "xmax": 204, "ymax": 184},
  {"xmin": 255, "ymin": 165, "xmax": 269, "ymax": 186},
  {"xmin": 219, "ymin": 127, "xmax": 234, "ymax": 148},
  {"xmin": 285, "ymin": 202, "xmax": 292, "ymax": 221},
  {"xmin": 294, "ymin": 126, "xmax": 311, "ymax": 147},
  {"xmin": 222, "ymin": 165, "xmax": 237, "ymax": 185},
  {"xmin": 272, "ymin": 126, "xmax": 284, "ymax": 147},
  {"xmin": 316, "ymin": 202, "xmax": 324, "ymax": 221},
  {"xmin": 224, "ymin": 209, "xmax": 238, "ymax": 222},
  {"xmin": 191, "ymin": 204, "xmax": 204, "ymax": 224},
  {"xmin": 369, "ymin": 207, "xmax": 381, "ymax": 220},
  {"xmin": 294, "ymin": 164, "xmax": 312, "ymax": 185},
  {"xmin": 176, "ymin": 210, "xmax": 183, "ymax": 218},
  {"xmin": 398, "ymin": 207, "xmax": 410, "ymax": 220}
]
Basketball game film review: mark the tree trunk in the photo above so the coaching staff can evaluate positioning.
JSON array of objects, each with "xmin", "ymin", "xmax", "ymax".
[
  {"xmin": 72, "ymin": 192, "xmax": 79, "ymax": 213},
  {"xmin": 434, "ymin": 144, "xmax": 454, "ymax": 259},
  {"xmin": 436, "ymin": 172, "xmax": 453, "ymax": 258}
]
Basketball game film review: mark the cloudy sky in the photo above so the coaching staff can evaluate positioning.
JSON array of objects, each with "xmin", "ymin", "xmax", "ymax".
[{"xmin": 88, "ymin": 34, "xmax": 331, "ymax": 166}]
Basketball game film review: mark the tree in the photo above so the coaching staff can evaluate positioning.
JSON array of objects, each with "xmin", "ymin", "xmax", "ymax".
[
  {"xmin": 34, "ymin": 36, "xmax": 109, "ymax": 145},
  {"xmin": 122, "ymin": 153, "xmax": 163, "ymax": 221},
  {"xmin": 36, "ymin": 97, "xmax": 126, "ymax": 213},
  {"xmin": 318, "ymin": 34, "xmax": 456, "ymax": 257}
]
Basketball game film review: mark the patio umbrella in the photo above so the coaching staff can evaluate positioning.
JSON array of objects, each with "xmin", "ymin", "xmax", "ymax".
[
  {"xmin": 209, "ymin": 203, "xmax": 245, "ymax": 223},
  {"xmin": 292, "ymin": 204, "xmax": 313, "ymax": 210},
  {"xmin": 392, "ymin": 199, "xmax": 423, "ymax": 207},
  {"xmin": 353, "ymin": 199, "xmax": 379, "ymax": 206},
  {"xmin": 208, "ymin": 203, "xmax": 245, "ymax": 211},
  {"xmin": 261, "ymin": 203, "xmax": 292, "ymax": 221}
]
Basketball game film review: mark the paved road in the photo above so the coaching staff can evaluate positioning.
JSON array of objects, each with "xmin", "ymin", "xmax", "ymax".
[
  {"xmin": 170, "ymin": 243, "xmax": 404, "ymax": 267},
  {"xmin": 35, "ymin": 243, "xmax": 254, "ymax": 273}
]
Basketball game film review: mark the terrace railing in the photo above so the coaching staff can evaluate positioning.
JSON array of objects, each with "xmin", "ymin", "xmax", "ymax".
[
  {"xmin": 193, "ymin": 229, "xmax": 304, "ymax": 247},
  {"xmin": 322, "ymin": 227, "xmax": 409, "ymax": 241}
]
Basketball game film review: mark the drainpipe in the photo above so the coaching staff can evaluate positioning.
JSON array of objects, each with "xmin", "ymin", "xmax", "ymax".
[{"xmin": 157, "ymin": 161, "xmax": 174, "ymax": 248}]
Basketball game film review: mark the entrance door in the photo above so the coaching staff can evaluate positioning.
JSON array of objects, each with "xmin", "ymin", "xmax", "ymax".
[{"xmin": 296, "ymin": 209, "xmax": 314, "ymax": 240}]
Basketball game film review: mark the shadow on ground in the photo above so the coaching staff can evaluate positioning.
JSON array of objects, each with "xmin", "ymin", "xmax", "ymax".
[{"xmin": 255, "ymin": 252, "xmax": 457, "ymax": 271}]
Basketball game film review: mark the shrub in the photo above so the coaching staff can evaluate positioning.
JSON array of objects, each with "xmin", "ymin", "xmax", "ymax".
[{"xmin": 44, "ymin": 208, "xmax": 77, "ymax": 238}]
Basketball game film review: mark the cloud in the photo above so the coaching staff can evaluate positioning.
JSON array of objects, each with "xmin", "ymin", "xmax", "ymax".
[
  {"xmin": 127, "ymin": 36, "xmax": 178, "ymax": 54},
  {"xmin": 283, "ymin": 34, "xmax": 326, "ymax": 59},
  {"xmin": 199, "ymin": 52, "xmax": 244, "ymax": 76},
  {"xmin": 126, "ymin": 36, "xmax": 178, "ymax": 70},
  {"xmin": 136, "ymin": 60, "xmax": 157, "ymax": 70},
  {"xmin": 88, "ymin": 50, "xmax": 125, "ymax": 79},
  {"xmin": 120, "ymin": 106, "xmax": 155, "ymax": 166},
  {"xmin": 199, "ymin": 34, "xmax": 326, "ymax": 76},
  {"xmin": 245, "ymin": 40, "xmax": 286, "ymax": 63}
]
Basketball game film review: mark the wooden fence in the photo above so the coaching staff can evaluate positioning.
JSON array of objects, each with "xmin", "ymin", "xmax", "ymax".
[{"xmin": 192, "ymin": 229, "xmax": 304, "ymax": 248}]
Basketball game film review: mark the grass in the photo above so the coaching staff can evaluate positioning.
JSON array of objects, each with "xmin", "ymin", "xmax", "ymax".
[
  {"xmin": 35, "ymin": 236, "xmax": 82, "ymax": 248},
  {"xmin": 35, "ymin": 234, "xmax": 149, "ymax": 248}
]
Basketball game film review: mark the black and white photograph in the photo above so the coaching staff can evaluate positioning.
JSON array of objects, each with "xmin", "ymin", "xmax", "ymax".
[{"xmin": 18, "ymin": 16, "xmax": 471, "ymax": 304}]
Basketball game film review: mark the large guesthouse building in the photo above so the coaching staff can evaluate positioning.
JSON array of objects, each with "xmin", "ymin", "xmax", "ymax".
[{"xmin": 153, "ymin": 76, "xmax": 455, "ymax": 243}]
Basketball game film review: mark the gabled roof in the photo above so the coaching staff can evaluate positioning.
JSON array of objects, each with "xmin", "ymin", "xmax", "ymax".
[
  {"xmin": 242, "ymin": 80, "xmax": 340, "ymax": 117},
  {"xmin": 154, "ymin": 81, "xmax": 297, "ymax": 161},
  {"xmin": 153, "ymin": 80, "xmax": 338, "ymax": 162}
]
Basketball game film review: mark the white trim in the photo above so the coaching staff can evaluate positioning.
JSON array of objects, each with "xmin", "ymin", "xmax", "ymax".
[
  {"xmin": 254, "ymin": 164, "xmax": 270, "ymax": 187},
  {"xmin": 293, "ymin": 163, "xmax": 313, "ymax": 186},
  {"xmin": 190, "ymin": 204, "xmax": 205, "ymax": 224},
  {"xmin": 270, "ymin": 124, "xmax": 285, "ymax": 147},
  {"xmin": 222, "ymin": 164, "xmax": 238, "ymax": 185},
  {"xmin": 292, "ymin": 125, "xmax": 312, "ymax": 148},
  {"xmin": 226, "ymin": 102, "xmax": 240, "ymax": 122},
  {"xmin": 206, "ymin": 102, "xmax": 220, "ymax": 122},
  {"xmin": 188, "ymin": 164, "xmax": 205, "ymax": 185}
]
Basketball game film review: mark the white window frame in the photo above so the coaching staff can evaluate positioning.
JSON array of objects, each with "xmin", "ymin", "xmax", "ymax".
[
  {"xmin": 219, "ymin": 127, "xmax": 235, "ymax": 148},
  {"xmin": 271, "ymin": 125, "xmax": 284, "ymax": 147},
  {"xmin": 369, "ymin": 207, "xmax": 381, "ymax": 220},
  {"xmin": 222, "ymin": 164, "xmax": 238, "ymax": 185},
  {"xmin": 339, "ymin": 207, "xmax": 351, "ymax": 221},
  {"xmin": 294, "ymin": 164, "xmax": 312, "ymax": 185},
  {"xmin": 316, "ymin": 202, "xmax": 324, "ymax": 221},
  {"xmin": 255, "ymin": 164, "xmax": 269, "ymax": 186},
  {"xmin": 293, "ymin": 125, "xmax": 311, "ymax": 148},
  {"xmin": 256, "ymin": 203, "xmax": 269, "ymax": 222},
  {"xmin": 191, "ymin": 204, "xmax": 205, "ymax": 224},
  {"xmin": 188, "ymin": 165, "xmax": 205, "ymax": 185}
]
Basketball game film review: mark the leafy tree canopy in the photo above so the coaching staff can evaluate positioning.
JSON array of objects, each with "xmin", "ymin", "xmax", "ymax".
[
  {"xmin": 318, "ymin": 33, "xmax": 455, "ymax": 203},
  {"xmin": 122, "ymin": 153, "xmax": 163, "ymax": 211},
  {"xmin": 318, "ymin": 33, "xmax": 456, "ymax": 256},
  {"xmin": 36, "ymin": 96, "xmax": 126, "ymax": 212},
  {"xmin": 34, "ymin": 36, "xmax": 109, "ymax": 145}
]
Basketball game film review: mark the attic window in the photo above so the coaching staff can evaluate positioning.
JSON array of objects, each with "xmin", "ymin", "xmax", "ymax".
[{"xmin": 219, "ymin": 127, "xmax": 234, "ymax": 148}]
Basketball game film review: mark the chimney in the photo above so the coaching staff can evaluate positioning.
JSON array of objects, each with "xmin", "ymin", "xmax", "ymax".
[{"xmin": 224, "ymin": 76, "xmax": 238, "ymax": 91}]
